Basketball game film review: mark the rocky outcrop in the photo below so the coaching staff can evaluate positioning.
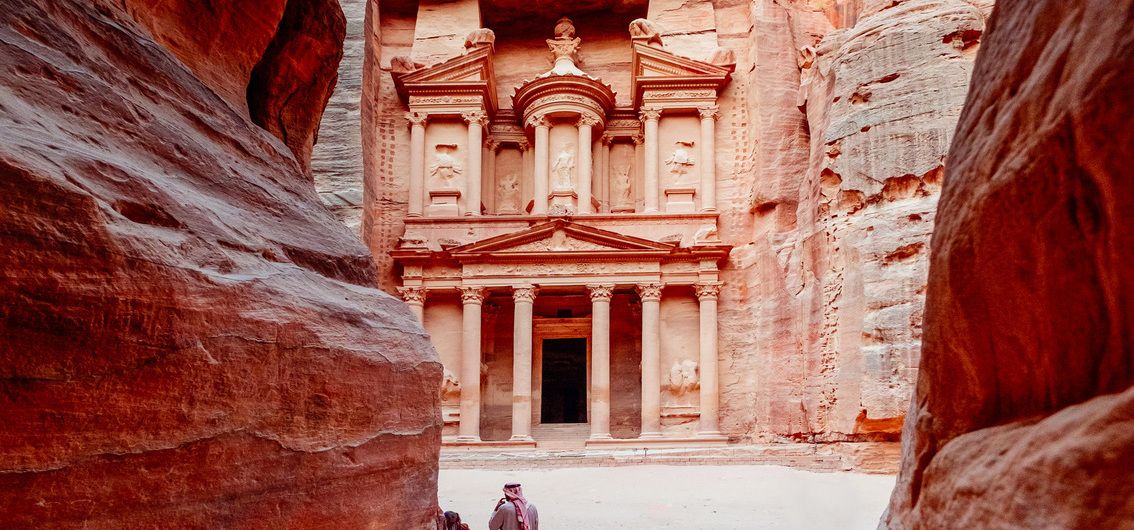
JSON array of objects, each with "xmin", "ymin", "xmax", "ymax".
[
  {"xmin": 0, "ymin": 1, "xmax": 440, "ymax": 528},
  {"xmin": 883, "ymin": 0, "xmax": 1134, "ymax": 526}
]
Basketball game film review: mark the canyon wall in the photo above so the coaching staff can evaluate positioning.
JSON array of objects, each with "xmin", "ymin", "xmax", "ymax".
[
  {"xmin": 884, "ymin": 0, "xmax": 1134, "ymax": 526},
  {"xmin": 0, "ymin": 1, "xmax": 441, "ymax": 528}
]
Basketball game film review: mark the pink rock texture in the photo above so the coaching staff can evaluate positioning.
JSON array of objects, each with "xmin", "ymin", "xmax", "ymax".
[
  {"xmin": 883, "ymin": 0, "xmax": 1134, "ymax": 526},
  {"xmin": 0, "ymin": 1, "xmax": 441, "ymax": 528}
]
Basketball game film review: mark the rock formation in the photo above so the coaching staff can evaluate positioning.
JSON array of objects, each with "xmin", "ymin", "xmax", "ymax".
[
  {"xmin": 0, "ymin": 1, "xmax": 441, "ymax": 528},
  {"xmin": 883, "ymin": 0, "xmax": 1134, "ymax": 526}
]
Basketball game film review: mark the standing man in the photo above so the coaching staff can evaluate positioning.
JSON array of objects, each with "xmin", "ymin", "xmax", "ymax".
[{"xmin": 489, "ymin": 482, "xmax": 539, "ymax": 530}]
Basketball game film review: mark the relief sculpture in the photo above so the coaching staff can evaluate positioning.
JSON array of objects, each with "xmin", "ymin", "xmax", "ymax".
[{"xmin": 429, "ymin": 144, "xmax": 462, "ymax": 188}]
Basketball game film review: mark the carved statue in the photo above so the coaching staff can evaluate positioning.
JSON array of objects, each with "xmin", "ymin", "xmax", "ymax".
[
  {"xmin": 429, "ymin": 144, "xmax": 462, "ymax": 188},
  {"xmin": 664, "ymin": 141, "xmax": 696, "ymax": 183},
  {"xmin": 666, "ymin": 360, "xmax": 700, "ymax": 399},
  {"xmin": 553, "ymin": 17, "xmax": 576, "ymax": 40},
  {"xmin": 628, "ymin": 18, "xmax": 663, "ymax": 46},
  {"xmin": 441, "ymin": 368, "xmax": 461, "ymax": 400},
  {"xmin": 464, "ymin": 28, "xmax": 495, "ymax": 50},
  {"xmin": 551, "ymin": 144, "xmax": 575, "ymax": 190},
  {"xmin": 614, "ymin": 164, "xmax": 633, "ymax": 206},
  {"xmin": 498, "ymin": 171, "xmax": 520, "ymax": 211}
]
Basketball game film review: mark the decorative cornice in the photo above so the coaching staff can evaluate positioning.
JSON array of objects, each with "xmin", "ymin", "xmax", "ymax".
[
  {"xmin": 637, "ymin": 283, "xmax": 663, "ymax": 302},
  {"xmin": 397, "ymin": 286, "xmax": 427, "ymax": 304},
  {"xmin": 587, "ymin": 284, "xmax": 615, "ymax": 302},
  {"xmin": 513, "ymin": 285, "xmax": 537, "ymax": 303},
  {"xmin": 698, "ymin": 105, "xmax": 721, "ymax": 120},
  {"xmin": 459, "ymin": 285, "xmax": 486, "ymax": 304},
  {"xmin": 694, "ymin": 282, "xmax": 721, "ymax": 300}
]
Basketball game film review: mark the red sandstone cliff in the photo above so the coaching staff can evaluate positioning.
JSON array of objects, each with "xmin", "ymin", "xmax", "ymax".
[
  {"xmin": 883, "ymin": 0, "xmax": 1134, "ymax": 526},
  {"xmin": 0, "ymin": 1, "xmax": 441, "ymax": 528}
]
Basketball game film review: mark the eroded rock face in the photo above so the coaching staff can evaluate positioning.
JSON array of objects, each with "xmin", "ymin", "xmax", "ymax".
[
  {"xmin": 883, "ymin": 0, "xmax": 1134, "ymax": 526},
  {"xmin": 0, "ymin": 1, "xmax": 440, "ymax": 528}
]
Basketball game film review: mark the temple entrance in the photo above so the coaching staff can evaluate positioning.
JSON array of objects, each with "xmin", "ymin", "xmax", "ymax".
[{"xmin": 539, "ymin": 338, "xmax": 588, "ymax": 423}]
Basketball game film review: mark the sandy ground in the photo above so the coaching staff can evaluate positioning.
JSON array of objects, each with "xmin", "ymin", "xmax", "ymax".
[{"xmin": 439, "ymin": 464, "xmax": 895, "ymax": 529}]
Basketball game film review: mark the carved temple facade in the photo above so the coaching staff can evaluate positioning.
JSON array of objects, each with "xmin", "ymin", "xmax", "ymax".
[{"xmin": 391, "ymin": 17, "xmax": 739, "ymax": 447}]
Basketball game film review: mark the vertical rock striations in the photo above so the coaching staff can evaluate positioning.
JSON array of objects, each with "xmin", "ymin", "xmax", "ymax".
[
  {"xmin": 0, "ymin": 0, "xmax": 441, "ymax": 528},
  {"xmin": 883, "ymin": 0, "xmax": 1134, "ymax": 526}
]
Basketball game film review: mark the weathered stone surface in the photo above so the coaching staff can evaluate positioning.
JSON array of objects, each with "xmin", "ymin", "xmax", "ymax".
[
  {"xmin": 0, "ymin": 1, "xmax": 441, "ymax": 528},
  {"xmin": 883, "ymin": 0, "xmax": 1134, "ymax": 526}
]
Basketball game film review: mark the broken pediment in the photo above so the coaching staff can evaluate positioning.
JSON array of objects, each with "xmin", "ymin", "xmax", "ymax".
[
  {"xmin": 394, "ymin": 43, "xmax": 498, "ymax": 111},
  {"xmin": 630, "ymin": 42, "xmax": 733, "ymax": 107}
]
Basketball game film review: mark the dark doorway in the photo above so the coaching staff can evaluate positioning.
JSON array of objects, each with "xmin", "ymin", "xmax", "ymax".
[{"xmin": 540, "ymin": 338, "xmax": 588, "ymax": 423}]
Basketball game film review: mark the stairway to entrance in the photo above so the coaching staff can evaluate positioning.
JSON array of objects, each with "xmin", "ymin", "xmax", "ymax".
[{"xmin": 531, "ymin": 423, "xmax": 589, "ymax": 450}]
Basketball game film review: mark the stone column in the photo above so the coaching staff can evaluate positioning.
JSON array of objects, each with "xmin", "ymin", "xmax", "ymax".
[
  {"xmin": 457, "ymin": 286, "xmax": 485, "ymax": 442},
  {"xmin": 406, "ymin": 112, "xmax": 428, "ymax": 217},
  {"xmin": 694, "ymin": 282, "xmax": 722, "ymax": 437},
  {"xmin": 698, "ymin": 105, "xmax": 719, "ymax": 212},
  {"xmin": 640, "ymin": 107, "xmax": 662, "ymax": 213},
  {"xmin": 396, "ymin": 286, "xmax": 426, "ymax": 324},
  {"xmin": 600, "ymin": 134, "xmax": 613, "ymax": 213},
  {"xmin": 636, "ymin": 283, "xmax": 663, "ymax": 438},
  {"xmin": 484, "ymin": 139, "xmax": 499, "ymax": 214},
  {"xmin": 511, "ymin": 285, "xmax": 537, "ymax": 442},
  {"xmin": 588, "ymin": 284, "xmax": 614, "ymax": 440},
  {"xmin": 529, "ymin": 115, "xmax": 550, "ymax": 215},
  {"xmin": 576, "ymin": 115, "xmax": 598, "ymax": 214},
  {"xmin": 462, "ymin": 111, "xmax": 488, "ymax": 216}
]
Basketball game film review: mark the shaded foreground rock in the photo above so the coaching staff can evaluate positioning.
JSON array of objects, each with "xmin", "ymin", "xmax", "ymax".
[
  {"xmin": 0, "ymin": 0, "xmax": 441, "ymax": 528},
  {"xmin": 883, "ymin": 0, "xmax": 1134, "ymax": 526}
]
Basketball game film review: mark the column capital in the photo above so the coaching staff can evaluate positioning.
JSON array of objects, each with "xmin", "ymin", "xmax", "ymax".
[
  {"xmin": 577, "ymin": 114, "xmax": 601, "ymax": 128},
  {"xmin": 639, "ymin": 107, "xmax": 663, "ymax": 122},
  {"xmin": 459, "ymin": 285, "xmax": 486, "ymax": 304},
  {"xmin": 526, "ymin": 114, "xmax": 551, "ymax": 129},
  {"xmin": 636, "ymin": 282, "xmax": 663, "ymax": 302},
  {"xmin": 698, "ymin": 105, "xmax": 721, "ymax": 120},
  {"xmin": 513, "ymin": 285, "xmax": 538, "ymax": 303},
  {"xmin": 587, "ymin": 284, "xmax": 615, "ymax": 302},
  {"xmin": 405, "ymin": 111, "xmax": 428, "ymax": 127},
  {"xmin": 694, "ymin": 282, "xmax": 722, "ymax": 301},
  {"xmin": 461, "ymin": 110, "xmax": 489, "ymax": 127},
  {"xmin": 396, "ymin": 286, "xmax": 427, "ymax": 304}
]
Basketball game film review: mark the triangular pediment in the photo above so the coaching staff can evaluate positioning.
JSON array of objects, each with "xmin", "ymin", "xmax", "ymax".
[{"xmin": 449, "ymin": 220, "xmax": 675, "ymax": 258}]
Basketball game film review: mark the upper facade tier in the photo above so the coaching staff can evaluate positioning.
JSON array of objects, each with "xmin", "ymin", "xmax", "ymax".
[{"xmin": 389, "ymin": 16, "xmax": 735, "ymax": 218}]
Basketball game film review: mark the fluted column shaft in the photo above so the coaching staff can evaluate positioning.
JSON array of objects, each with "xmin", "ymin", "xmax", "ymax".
[
  {"xmin": 458, "ymin": 286, "xmax": 485, "ymax": 442},
  {"xmin": 463, "ymin": 111, "xmax": 487, "ymax": 216},
  {"xmin": 638, "ymin": 283, "xmax": 663, "ymax": 438},
  {"xmin": 588, "ymin": 284, "xmax": 614, "ymax": 440},
  {"xmin": 511, "ymin": 286, "xmax": 536, "ymax": 441},
  {"xmin": 699, "ymin": 106, "xmax": 719, "ymax": 212},
  {"xmin": 640, "ymin": 108, "xmax": 662, "ymax": 212},
  {"xmin": 531, "ymin": 116, "xmax": 550, "ymax": 215},
  {"xmin": 407, "ymin": 113, "xmax": 427, "ymax": 216},
  {"xmin": 695, "ymin": 283, "xmax": 722, "ymax": 436}
]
